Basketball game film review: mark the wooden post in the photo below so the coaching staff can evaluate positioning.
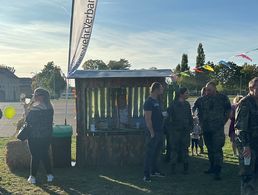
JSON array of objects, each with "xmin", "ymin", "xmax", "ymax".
[
  {"xmin": 88, "ymin": 88, "xmax": 93, "ymax": 129},
  {"xmin": 111, "ymin": 89, "xmax": 117, "ymax": 128},
  {"xmin": 139, "ymin": 87, "xmax": 144, "ymax": 117},
  {"xmin": 133, "ymin": 87, "xmax": 138, "ymax": 117},
  {"xmin": 145, "ymin": 87, "xmax": 150, "ymax": 101},
  {"xmin": 94, "ymin": 88, "xmax": 99, "ymax": 119},
  {"xmin": 100, "ymin": 88, "xmax": 105, "ymax": 118},
  {"xmin": 84, "ymin": 88, "xmax": 88, "ymax": 132},
  {"xmin": 128, "ymin": 87, "xmax": 133, "ymax": 118},
  {"xmin": 106, "ymin": 88, "xmax": 111, "ymax": 118}
]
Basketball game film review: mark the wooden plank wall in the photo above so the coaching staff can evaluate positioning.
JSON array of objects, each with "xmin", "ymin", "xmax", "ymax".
[{"xmin": 77, "ymin": 82, "xmax": 175, "ymax": 132}]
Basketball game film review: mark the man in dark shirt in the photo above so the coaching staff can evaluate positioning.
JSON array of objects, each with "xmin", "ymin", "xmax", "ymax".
[{"xmin": 143, "ymin": 82, "xmax": 164, "ymax": 182}]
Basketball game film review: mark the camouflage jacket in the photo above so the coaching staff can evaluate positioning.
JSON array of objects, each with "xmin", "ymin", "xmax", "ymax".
[
  {"xmin": 235, "ymin": 95, "xmax": 258, "ymax": 148},
  {"xmin": 167, "ymin": 100, "xmax": 193, "ymax": 131},
  {"xmin": 198, "ymin": 93, "xmax": 231, "ymax": 128}
]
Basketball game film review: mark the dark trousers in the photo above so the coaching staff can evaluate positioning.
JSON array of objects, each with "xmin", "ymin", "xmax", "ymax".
[
  {"xmin": 239, "ymin": 148, "xmax": 258, "ymax": 195},
  {"xmin": 191, "ymin": 139, "xmax": 199, "ymax": 149},
  {"xmin": 28, "ymin": 138, "xmax": 52, "ymax": 177},
  {"xmin": 170, "ymin": 130, "xmax": 190, "ymax": 165},
  {"xmin": 144, "ymin": 133, "xmax": 163, "ymax": 177},
  {"xmin": 203, "ymin": 129, "xmax": 225, "ymax": 173}
]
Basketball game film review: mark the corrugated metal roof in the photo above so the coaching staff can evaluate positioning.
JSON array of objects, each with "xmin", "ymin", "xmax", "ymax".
[{"xmin": 68, "ymin": 69, "xmax": 172, "ymax": 79}]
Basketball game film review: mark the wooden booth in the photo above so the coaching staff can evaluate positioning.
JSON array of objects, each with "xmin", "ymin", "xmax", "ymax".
[{"xmin": 71, "ymin": 69, "xmax": 172, "ymax": 167}]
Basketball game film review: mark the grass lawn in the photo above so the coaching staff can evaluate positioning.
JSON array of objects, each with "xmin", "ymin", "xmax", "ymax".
[{"xmin": 0, "ymin": 137, "xmax": 240, "ymax": 195}]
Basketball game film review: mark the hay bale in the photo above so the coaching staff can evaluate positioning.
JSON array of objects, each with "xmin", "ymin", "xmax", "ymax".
[
  {"xmin": 5, "ymin": 140, "xmax": 31, "ymax": 171},
  {"xmin": 6, "ymin": 140, "xmax": 54, "ymax": 171}
]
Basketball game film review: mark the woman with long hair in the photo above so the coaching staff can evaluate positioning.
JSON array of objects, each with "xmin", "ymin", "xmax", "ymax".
[{"xmin": 26, "ymin": 88, "xmax": 54, "ymax": 184}]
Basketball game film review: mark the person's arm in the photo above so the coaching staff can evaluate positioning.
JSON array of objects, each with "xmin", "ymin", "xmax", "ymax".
[
  {"xmin": 223, "ymin": 95, "xmax": 232, "ymax": 124},
  {"xmin": 235, "ymin": 100, "xmax": 251, "ymax": 157},
  {"xmin": 192, "ymin": 99, "xmax": 198, "ymax": 115},
  {"xmin": 144, "ymin": 111, "xmax": 155, "ymax": 138},
  {"xmin": 188, "ymin": 102, "xmax": 194, "ymax": 130}
]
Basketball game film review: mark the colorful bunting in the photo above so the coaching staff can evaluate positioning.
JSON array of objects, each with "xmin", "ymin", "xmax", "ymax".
[
  {"xmin": 203, "ymin": 65, "xmax": 214, "ymax": 72},
  {"xmin": 235, "ymin": 53, "xmax": 253, "ymax": 61}
]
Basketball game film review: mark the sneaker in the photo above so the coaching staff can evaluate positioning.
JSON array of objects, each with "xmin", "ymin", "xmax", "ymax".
[
  {"xmin": 47, "ymin": 174, "xmax": 54, "ymax": 182},
  {"xmin": 28, "ymin": 176, "xmax": 36, "ymax": 184},
  {"xmin": 143, "ymin": 176, "xmax": 151, "ymax": 182},
  {"xmin": 150, "ymin": 172, "xmax": 165, "ymax": 177}
]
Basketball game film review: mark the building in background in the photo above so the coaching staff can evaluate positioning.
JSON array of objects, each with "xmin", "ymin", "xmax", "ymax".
[{"xmin": 0, "ymin": 65, "xmax": 32, "ymax": 102}]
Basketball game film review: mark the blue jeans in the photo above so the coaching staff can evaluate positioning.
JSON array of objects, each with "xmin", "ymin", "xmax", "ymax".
[{"xmin": 144, "ymin": 132, "xmax": 163, "ymax": 177}]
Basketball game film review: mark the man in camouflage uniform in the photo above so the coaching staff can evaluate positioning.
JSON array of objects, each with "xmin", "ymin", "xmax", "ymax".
[
  {"xmin": 167, "ymin": 87, "xmax": 193, "ymax": 174},
  {"xmin": 192, "ymin": 87, "xmax": 206, "ymax": 154},
  {"xmin": 198, "ymin": 81, "xmax": 231, "ymax": 180},
  {"xmin": 235, "ymin": 77, "xmax": 258, "ymax": 195}
]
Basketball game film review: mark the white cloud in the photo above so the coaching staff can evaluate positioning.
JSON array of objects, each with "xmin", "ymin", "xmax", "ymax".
[{"xmin": 1, "ymin": 19, "xmax": 258, "ymax": 79}]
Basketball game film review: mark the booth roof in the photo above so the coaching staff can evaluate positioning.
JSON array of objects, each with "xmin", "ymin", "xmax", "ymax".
[{"xmin": 68, "ymin": 69, "xmax": 172, "ymax": 79}]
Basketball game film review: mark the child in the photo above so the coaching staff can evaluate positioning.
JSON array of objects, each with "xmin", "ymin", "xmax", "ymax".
[
  {"xmin": 229, "ymin": 95, "xmax": 243, "ymax": 157},
  {"xmin": 190, "ymin": 117, "xmax": 201, "ymax": 155}
]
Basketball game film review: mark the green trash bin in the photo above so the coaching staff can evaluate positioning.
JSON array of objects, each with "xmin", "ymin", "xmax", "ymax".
[{"xmin": 52, "ymin": 125, "xmax": 73, "ymax": 168}]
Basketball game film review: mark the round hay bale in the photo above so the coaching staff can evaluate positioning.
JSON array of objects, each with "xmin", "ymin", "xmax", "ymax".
[
  {"xmin": 5, "ymin": 140, "xmax": 30, "ymax": 171},
  {"xmin": 5, "ymin": 140, "xmax": 54, "ymax": 171}
]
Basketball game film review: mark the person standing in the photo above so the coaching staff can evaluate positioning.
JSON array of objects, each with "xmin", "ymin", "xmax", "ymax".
[
  {"xmin": 229, "ymin": 95, "xmax": 243, "ymax": 157},
  {"xmin": 143, "ymin": 82, "xmax": 165, "ymax": 182},
  {"xmin": 191, "ymin": 117, "xmax": 201, "ymax": 156},
  {"xmin": 235, "ymin": 77, "xmax": 258, "ymax": 195},
  {"xmin": 167, "ymin": 87, "xmax": 193, "ymax": 174},
  {"xmin": 198, "ymin": 81, "xmax": 231, "ymax": 180},
  {"xmin": 26, "ymin": 88, "xmax": 54, "ymax": 184}
]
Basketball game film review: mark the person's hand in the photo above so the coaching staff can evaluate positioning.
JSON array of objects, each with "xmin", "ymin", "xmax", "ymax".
[{"xmin": 243, "ymin": 147, "xmax": 251, "ymax": 158}]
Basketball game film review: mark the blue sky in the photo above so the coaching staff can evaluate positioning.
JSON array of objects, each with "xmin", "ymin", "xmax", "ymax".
[{"xmin": 0, "ymin": 0, "xmax": 258, "ymax": 77}]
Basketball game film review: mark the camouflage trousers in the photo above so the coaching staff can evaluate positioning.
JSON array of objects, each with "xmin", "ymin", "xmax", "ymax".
[
  {"xmin": 203, "ymin": 126, "xmax": 225, "ymax": 172},
  {"xmin": 169, "ymin": 129, "xmax": 190, "ymax": 165},
  {"xmin": 238, "ymin": 148, "xmax": 258, "ymax": 195}
]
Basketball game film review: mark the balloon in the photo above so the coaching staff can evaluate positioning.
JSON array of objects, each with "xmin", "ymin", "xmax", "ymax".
[{"xmin": 3, "ymin": 106, "xmax": 17, "ymax": 119}]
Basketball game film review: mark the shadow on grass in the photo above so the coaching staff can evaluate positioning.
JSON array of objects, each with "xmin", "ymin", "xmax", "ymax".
[
  {"xmin": 0, "ymin": 186, "xmax": 12, "ymax": 195},
  {"xmin": 9, "ymin": 155, "xmax": 240, "ymax": 195}
]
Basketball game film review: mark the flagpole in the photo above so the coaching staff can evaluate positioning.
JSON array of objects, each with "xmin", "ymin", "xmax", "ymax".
[{"xmin": 65, "ymin": 0, "xmax": 75, "ymax": 125}]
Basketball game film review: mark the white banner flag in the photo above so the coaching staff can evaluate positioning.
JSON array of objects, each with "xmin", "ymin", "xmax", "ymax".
[{"xmin": 68, "ymin": 0, "xmax": 98, "ymax": 76}]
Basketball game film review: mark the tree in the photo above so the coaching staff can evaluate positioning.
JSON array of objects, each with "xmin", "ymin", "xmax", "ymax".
[
  {"xmin": 181, "ymin": 54, "xmax": 189, "ymax": 72},
  {"xmin": 82, "ymin": 59, "xmax": 108, "ymax": 70},
  {"xmin": 174, "ymin": 64, "xmax": 181, "ymax": 73},
  {"xmin": 31, "ymin": 62, "xmax": 66, "ymax": 98},
  {"xmin": 211, "ymin": 62, "xmax": 242, "ymax": 92},
  {"xmin": 196, "ymin": 43, "xmax": 205, "ymax": 68},
  {"xmin": 195, "ymin": 43, "xmax": 209, "ymax": 89},
  {"xmin": 107, "ymin": 59, "xmax": 131, "ymax": 70}
]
